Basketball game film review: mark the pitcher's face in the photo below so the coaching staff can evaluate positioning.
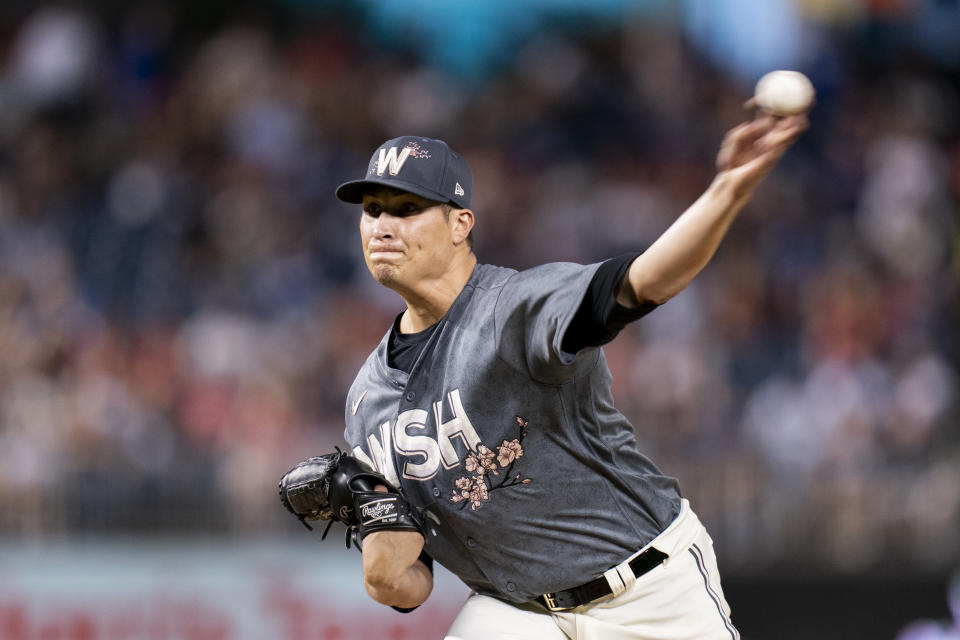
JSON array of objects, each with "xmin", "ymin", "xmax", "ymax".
[{"xmin": 360, "ymin": 188, "xmax": 456, "ymax": 289}]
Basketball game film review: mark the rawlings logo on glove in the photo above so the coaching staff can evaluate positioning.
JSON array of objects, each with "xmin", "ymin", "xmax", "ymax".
[{"xmin": 361, "ymin": 499, "xmax": 397, "ymax": 521}]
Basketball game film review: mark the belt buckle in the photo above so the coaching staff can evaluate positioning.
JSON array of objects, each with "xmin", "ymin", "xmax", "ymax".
[{"xmin": 541, "ymin": 592, "xmax": 574, "ymax": 612}]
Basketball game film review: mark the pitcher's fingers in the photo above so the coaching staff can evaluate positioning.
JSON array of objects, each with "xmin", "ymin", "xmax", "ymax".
[
  {"xmin": 728, "ymin": 116, "xmax": 775, "ymax": 148},
  {"xmin": 721, "ymin": 121, "xmax": 752, "ymax": 146},
  {"xmin": 761, "ymin": 115, "xmax": 809, "ymax": 149},
  {"xmin": 737, "ymin": 142, "xmax": 791, "ymax": 181}
]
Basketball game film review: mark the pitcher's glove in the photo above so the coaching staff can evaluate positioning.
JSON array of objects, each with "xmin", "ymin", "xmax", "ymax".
[{"xmin": 278, "ymin": 449, "xmax": 423, "ymax": 548}]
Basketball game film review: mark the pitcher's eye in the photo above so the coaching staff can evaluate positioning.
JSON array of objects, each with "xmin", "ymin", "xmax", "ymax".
[
  {"xmin": 398, "ymin": 202, "xmax": 421, "ymax": 215},
  {"xmin": 363, "ymin": 202, "xmax": 382, "ymax": 216}
]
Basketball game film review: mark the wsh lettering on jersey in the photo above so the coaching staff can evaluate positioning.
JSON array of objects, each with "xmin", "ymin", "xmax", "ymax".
[{"xmin": 352, "ymin": 389, "xmax": 482, "ymax": 486}]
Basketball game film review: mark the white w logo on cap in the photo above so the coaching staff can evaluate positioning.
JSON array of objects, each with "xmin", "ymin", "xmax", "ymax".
[{"xmin": 376, "ymin": 147, "xmax": 412, "ymax": 176}]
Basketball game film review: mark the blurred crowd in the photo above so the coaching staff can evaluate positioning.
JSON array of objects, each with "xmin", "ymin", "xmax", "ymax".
[{"xmin": 0, "ymin": 3, "xmax": 957, "ymax": 576}]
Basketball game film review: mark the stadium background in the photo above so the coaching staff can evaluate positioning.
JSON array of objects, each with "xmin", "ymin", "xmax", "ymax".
[{"xmin": 0, "ymin": 0, "xmax": 958, "ymax": 638}]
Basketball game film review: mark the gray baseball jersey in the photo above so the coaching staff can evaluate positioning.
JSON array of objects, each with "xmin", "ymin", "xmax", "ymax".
[{"xmin": 344, "ymin": 262, "xmax": 681, "ymax": 603}]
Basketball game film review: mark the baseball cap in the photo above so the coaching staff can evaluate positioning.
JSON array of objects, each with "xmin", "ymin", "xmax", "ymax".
[{"xmin": 335, "ymin": 136, "xmax": 473, "ymax": 209}]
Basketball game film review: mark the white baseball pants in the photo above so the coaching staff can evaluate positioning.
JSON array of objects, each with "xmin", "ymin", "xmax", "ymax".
[{"xmin": 444, "ymin": 499, "xmax": 740, "ymax": 640}]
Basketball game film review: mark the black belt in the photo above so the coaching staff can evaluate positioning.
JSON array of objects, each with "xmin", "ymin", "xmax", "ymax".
[{"xmin": 537, "ymin": 547, "xmax": 668, "ymax": 612}]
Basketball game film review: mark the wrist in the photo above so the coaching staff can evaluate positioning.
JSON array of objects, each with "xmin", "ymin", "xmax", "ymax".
[
  {"xmin": 714, "ymin": 165, "xmax": 770, "ymax": 205},
  {"xmin": 709, "ymin": 171, "xmax": 745, "ymax": 202}
]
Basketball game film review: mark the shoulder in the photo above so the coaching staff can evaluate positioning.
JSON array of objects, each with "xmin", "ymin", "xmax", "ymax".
[
  {"xmin": 463, "ymin": 262, "xmax": 600, "ymax": 319},
  {"xmin": 468, "ymin": 263, "xmax": 516, "ymax": 292},
  {"xmin": 473, "ymin": 261, "xmax": 601, "ymax": 294},
  {"xmin": 497, "ymin": 261, "xmax": 603, "ymax": 306},
  {"xmin": 491, "ymin": 261, "xmax": 605, "ymax": 380},
  {"xmin": 508, "ymin": 261, "xmax": 599, "ymax": 285}
]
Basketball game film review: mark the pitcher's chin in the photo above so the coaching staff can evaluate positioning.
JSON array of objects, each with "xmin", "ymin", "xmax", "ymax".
[{"xmin": 368, "ymin": 263, "xmax": 402, "ymax": 286}]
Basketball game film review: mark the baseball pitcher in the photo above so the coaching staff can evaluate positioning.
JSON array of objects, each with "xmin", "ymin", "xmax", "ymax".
[{"xmin": 279, "ymin": 108, "xmax": 807, "ymax": 639}]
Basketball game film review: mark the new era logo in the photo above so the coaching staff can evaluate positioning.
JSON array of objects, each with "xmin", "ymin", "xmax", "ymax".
[{"xmin": 455, "ymin": 183, "xmax": 465, "ymax": 197}]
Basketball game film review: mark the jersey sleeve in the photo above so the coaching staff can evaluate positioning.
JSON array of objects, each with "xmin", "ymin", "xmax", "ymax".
[
  {"xmin": 493, "ymin": 261, "xmax": 605, "ymax": 383},
  {"xmin": 560, "ymin": 252, "xmax": 660, "ymax": 354}
]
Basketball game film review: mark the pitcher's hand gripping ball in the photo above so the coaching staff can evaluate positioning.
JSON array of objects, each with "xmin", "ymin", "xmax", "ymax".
[{"xmin": 278, "ymin": 450, "xmax": 423, "ymax": 547}]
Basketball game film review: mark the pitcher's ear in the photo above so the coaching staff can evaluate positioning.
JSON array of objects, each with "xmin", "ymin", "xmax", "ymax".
[{"xmin": 451, "ymin": 208, "xmax": 474, "ymax": 245}]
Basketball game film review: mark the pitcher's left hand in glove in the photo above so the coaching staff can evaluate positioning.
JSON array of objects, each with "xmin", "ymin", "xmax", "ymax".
[{"xmin": 278, "ymin": 450, "xmax": 423, "ymax": 547}]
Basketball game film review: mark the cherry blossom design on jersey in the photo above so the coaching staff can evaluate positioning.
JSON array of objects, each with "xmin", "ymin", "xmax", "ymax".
[{"xmin": 450, "ymin": 416, "xmax": 532, "ymax": 511}]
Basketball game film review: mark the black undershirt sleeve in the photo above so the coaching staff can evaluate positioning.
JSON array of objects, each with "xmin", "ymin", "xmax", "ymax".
[{"xmin": 560, "ymin": 252, "xmax": 660, "ymax": 355}]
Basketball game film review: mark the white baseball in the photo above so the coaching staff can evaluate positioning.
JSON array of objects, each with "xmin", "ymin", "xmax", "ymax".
[{"xmin": 754, "ymin": 70, "xmax": 815, "ymax": 116}]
